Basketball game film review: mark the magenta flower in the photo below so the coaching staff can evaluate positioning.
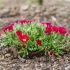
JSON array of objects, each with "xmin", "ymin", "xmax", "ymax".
[
  {"xmin": 15, "ymin": 20, "xmax": 19, "ymax": 24},
  {"xmin": 45, "ymin": 27, "xmax": 52, "ymax": 34},
  {"xmin": 59, "ymin": 26, "xmax": 67, "ymax": 35},
  {"xmin": 41, "ymin": 21, "xmax": 52, "ymax": 27},
  {"xmin": 20, "ymin": 20, "xmax": 26, "ymax": 24},
  {"xmin": 36, "ymin": 39, "xmax": 42, "ymax": 46},
  {"xmin": 52, "ymin": 25, "xmax": 59, "ymax": 33},
  {"xmin": 16, "ymin": 30, "xmax": 22, "ymax": 36},
  {"xmin": 22, "ymin": 44, "xmax": 26, "ymax": 48},
  {"xmin": 49, "ymin": 50, "xmax": 54, "ymax": 56},
  {"xmin": 3, "ymin": 23, "xmax": 14, "ymax": 32},
  {"xmin": 46, "ymin": 22, "xmax": 52, "ymax": 28}
]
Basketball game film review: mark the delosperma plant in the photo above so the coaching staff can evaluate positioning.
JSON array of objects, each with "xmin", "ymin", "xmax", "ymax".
[{"xmin": 2, "ymin": 19, "xmax": 69, "ymax": 58}]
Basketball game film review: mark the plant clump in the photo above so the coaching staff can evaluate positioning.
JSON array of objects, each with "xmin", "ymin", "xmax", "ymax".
[{"xmin": 2, "ymin": 19, "xmax": 69, "ymax": 58}]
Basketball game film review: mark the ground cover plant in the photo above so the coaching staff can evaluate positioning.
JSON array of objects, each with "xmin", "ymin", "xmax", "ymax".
[{"xmin": 2, "ymin": 19, "xmax": 69, "ymax": 58}]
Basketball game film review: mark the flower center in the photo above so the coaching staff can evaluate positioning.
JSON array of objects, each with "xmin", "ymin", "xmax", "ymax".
[{"xmin": 23, "ymin": 39, "xmax": 26, "ymax": 42}]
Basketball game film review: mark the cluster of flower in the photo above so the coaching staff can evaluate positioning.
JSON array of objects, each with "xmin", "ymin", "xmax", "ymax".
[
  {"xmin": 2, "ymin": 19, "xmax": 68, "ymax": 57},
  {"xmin": 3, "ymin": 20, "xmax": 32, "ymax": 32},
  {"xmin": 42, "ymin": 22, "xmax": 67, "ymax": 35}
]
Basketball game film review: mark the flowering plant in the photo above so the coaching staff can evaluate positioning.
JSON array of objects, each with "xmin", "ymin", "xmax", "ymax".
[
  {"xmin": 2, "ymin": 19, "xmax": 69, "ymax": 58},
  {"xmin": 42, "ymin": 22, "xmax": 69, "ymax": 56}
]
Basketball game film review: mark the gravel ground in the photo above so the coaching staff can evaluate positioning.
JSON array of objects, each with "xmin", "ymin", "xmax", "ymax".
[
  {"xmin": 0, "ymin": 17, "xmax": 70, "ymax": 70},
  {"xmin": 0, "ymin": 13, "xmax": 70, "ymax": 70},
  {"xmin": 0, "ymin": 0, "xmax": 70, "ymax": 70},
  {"xmin": 0, "ymin": 48, "xmax": 70, "ymax": 70}
]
